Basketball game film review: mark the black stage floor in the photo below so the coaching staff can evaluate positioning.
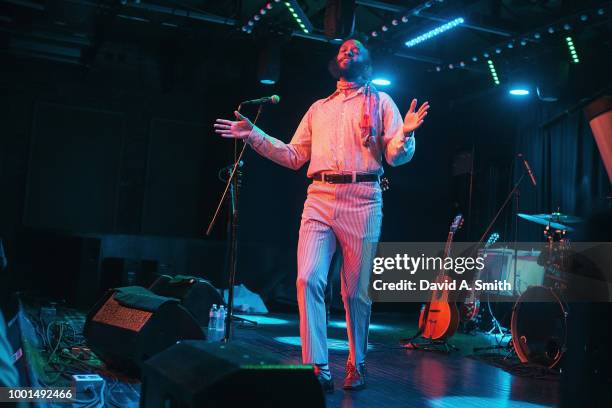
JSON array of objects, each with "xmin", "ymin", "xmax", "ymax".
[
  {"xmin": 231, "ymin": 312, "xmax": 558, "ymax": 408},
  {"xmin": 19, "ymin": 303, "xmax": 562, "ymax": 408}
]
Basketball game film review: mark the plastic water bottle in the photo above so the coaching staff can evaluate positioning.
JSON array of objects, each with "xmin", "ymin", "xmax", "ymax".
[
  {"xmin": 217, "ymin": 305, "xmax": 226, "ymax": 339},
  {"xmin": 207, "ymin": 304, "xmax": 218, "ymax": 342}
]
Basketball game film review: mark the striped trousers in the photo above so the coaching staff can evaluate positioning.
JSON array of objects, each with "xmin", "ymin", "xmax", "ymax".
[{"xmin": 296, "ymin": 180, "xmax": 382, "ymax": 366}]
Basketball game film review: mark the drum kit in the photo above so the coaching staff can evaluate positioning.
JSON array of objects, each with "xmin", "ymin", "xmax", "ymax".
[{"xmin": 497, "ymin": 211, "xmax": 582, "ymax": 368}]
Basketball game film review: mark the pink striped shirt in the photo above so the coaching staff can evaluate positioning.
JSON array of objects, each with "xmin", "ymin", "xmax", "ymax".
[{"xmin": 246, "ymin": 86, "xmax": 415, "ymax": 177}]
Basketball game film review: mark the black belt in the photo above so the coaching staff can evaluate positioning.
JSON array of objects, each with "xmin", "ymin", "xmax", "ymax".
[{"xmin": 313, "ymin": 173, "xmax": 379, "ymax": 184}]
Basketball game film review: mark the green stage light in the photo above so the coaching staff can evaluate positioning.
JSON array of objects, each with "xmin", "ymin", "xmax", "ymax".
[
  {"xmin": 487, "ymin": 59, "xmax": 500, "ymax": 85},
  {"xmin": 565, "ymin": 36, "xmax": 580, "ymax": 64}
]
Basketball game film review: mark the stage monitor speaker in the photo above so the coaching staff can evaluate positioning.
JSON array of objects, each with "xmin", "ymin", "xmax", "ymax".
[
  {"xmin": 141, "ymin": 340, "xmax": 325, "ymax": 408},
  {"xmin": 83, "ymin": 286, "xmax": 204, "ymax": 375},
  {"xmin": 149, "ymin": 275, "xmax": 224, "ymax": 327},
  {"xmin": 324, "ymin": 0, "xmax": 356, "ymax": 40},
  {"xmin": 585, "ymin": 96, "xmax": 612, "ymax": 184}
]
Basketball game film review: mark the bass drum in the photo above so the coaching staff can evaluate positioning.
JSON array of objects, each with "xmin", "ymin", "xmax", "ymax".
[{"xmin": 510, "ymin": 286, "xmax": 567, "ymax": 368}]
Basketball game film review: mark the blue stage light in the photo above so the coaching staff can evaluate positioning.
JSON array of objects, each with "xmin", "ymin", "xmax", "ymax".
[
  {"xmin": 260, "ymin": 79, "xmax": 276, "ymax": 85},
  {"xmin": 509, "ymin": 88, "xmax": 530, "ymax": 96},
  {"xmin": 234, "ymin": 314, "xmax": 289, "ymax": 325},
  {"xmin": 274, "ymin": 336, "xmax": 373, "ymax": 351},
  {"xmin": 429, "ymin": 397, "xmax": 550, "ymax": 408},
  {"xmin": 372, "ymin": 78, "xmax": 391, "ymax": 86},
  {"xmin": 405, "ymin": 17, "xmax": 465, "ymax": 47},
  {"xmin": 328, "ymin": 320, "xmax": 393, "ymax": 331}
]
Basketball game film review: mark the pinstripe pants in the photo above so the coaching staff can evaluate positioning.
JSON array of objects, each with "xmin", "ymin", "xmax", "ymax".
[{"xmin": 296, "ymin": 180, "xmax": 382, "ymax": 366}]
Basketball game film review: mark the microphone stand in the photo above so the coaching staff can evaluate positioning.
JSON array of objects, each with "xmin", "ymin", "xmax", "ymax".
[
  {"xmin": 207, "ymin": 103, "xmax": 263, "ymax": 342},
  {"xmin": 475, "ymin": 167, "xmax": 526, "ymax": 343}
]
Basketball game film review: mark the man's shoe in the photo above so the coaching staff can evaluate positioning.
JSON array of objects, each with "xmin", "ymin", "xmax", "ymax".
[
  {"xmin": 314, "ymin": 367, "xmax": 334, "ymax": 393},
  {"xmin": 343, "ymin": 362, "xmax": 366, "ymax": 390}
]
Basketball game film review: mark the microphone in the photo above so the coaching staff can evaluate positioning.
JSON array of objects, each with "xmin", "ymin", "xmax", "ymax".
[
  {"xmin": 517, "ymin": 153, "xmax": 537, "ymax": 187},
  {"xmin": 240, "ymin": 95, "xmax": 280, "ymax": 105}
]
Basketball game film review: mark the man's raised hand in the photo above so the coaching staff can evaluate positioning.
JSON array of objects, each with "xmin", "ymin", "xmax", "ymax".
[
  {"xmin": 214, "ymin": 111, "xmax": 254, "ymax": 139},
  {"xmin": 402, "ymin": 99, "xmax": 430, "ymax": 135}
]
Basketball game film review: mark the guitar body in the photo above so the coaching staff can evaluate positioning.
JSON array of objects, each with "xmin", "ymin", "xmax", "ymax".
[
  {"xmin": 419, "ymin": 299, "xmax": 460, "ymax": 340},
  {"xmin": 417, "ymin": 214, "xmax": 464, "ymax": 341}
]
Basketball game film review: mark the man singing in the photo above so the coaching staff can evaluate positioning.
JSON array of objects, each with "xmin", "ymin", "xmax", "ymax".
[{"xmin": 214, "ymin": 39, "xmax": 429, "ymax": 392}]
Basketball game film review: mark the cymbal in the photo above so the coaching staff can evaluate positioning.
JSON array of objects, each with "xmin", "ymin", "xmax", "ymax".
[
  {"xmin": 532, "ymin": 213, "xmax": 583, "ymax": 223},
  {"xmin": 517, "ymin": 213, "xmax": 574, "ymax": 231}
]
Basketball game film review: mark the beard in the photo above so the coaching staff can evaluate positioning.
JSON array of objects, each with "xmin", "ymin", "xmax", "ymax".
[{"xmin": 328, "ymin": 58, "xmax": 370, "ymax": 81}]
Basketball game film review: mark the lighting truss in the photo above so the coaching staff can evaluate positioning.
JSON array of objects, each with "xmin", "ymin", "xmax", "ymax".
[{"xmin": 284, "ymin": 1, "xmax": 313, "ymax": 34}]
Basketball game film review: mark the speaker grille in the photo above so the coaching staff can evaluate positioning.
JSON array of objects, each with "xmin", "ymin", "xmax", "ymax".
[{"xmin": 92, "ymin": 296, "xmax": 152, "ymax": 332}]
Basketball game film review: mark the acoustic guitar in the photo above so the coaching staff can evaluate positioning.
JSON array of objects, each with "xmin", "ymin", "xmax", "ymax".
[
  {"xmin": 418, "ymin": 214, "xmax": 463, "ymax": 340},
  {"xmin": 460, "ymin": 232, "xmax": 500, "ymax": 323}
]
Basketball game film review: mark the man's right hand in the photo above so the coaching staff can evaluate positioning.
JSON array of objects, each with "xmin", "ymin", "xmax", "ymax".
[{"xmin": 214, "ymin": 111, "xmax": 254, "ymax": 139}]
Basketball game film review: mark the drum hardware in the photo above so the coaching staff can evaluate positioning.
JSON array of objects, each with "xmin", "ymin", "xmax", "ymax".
[{"xmin": 472, "ymin": 210, "xmax": 579, "ymax": 368}]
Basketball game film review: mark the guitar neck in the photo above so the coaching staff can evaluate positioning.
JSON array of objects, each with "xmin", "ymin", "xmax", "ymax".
[{"xmin": 437, "ymin": 231, "xmax": 454, "ymax": 279}]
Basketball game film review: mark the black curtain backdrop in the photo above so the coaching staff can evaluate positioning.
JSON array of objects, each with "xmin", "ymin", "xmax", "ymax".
[{"xmin": 514, "ymin": 97, "xmax": 610, "ymax": 241}]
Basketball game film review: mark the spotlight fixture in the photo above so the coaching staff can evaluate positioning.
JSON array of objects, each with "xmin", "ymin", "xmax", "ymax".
[
  {"xmin": 565, "ymin": 36, "xmax": 580, "ymax": 63},
  {"xmin": 487, "ymin": 59, "xmax": 500, "ymax": 85},
  {"xmin": 509, "ymin": 88, "xmax": 529, "ymax": 96},
  {"xmin": 372, "ymin": 78, "xmax": 391, "ymax": 86},
  {"xmin": 404, "ymin": 17, "xmax": 465, "ymax": 47},
  {"xmin": 257, "ymin": 38, "xmax": 281, "ymax": 85}
]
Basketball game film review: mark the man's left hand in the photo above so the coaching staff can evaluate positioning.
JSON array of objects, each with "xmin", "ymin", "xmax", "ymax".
[{"xmin": 403, "ymin": 99, "xmax": 430, "ymax": 135}]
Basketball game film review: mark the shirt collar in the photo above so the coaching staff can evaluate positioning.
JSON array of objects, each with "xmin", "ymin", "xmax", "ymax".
[{"xmin": 322, "ymin": 85, "xmax": 366, "ymax": 103}]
